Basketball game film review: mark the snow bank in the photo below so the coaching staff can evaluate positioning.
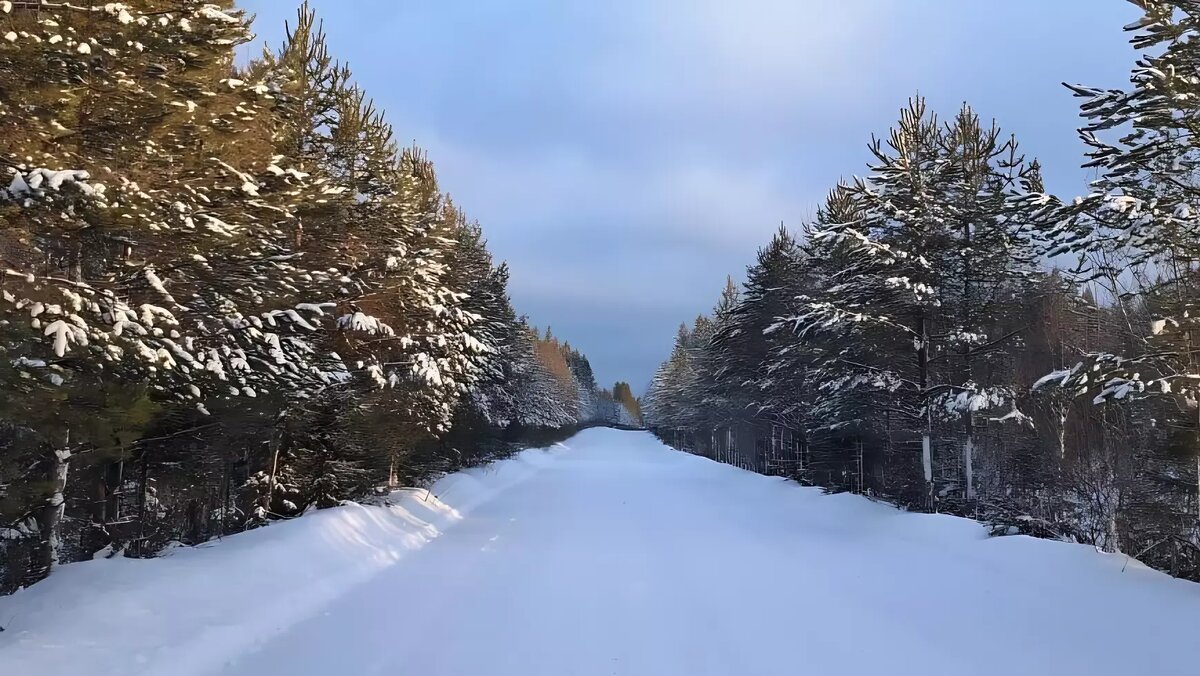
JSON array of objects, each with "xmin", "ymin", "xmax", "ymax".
[{"xmin": 0, "ymin": 442, "xmax": 571, "ymax": 676}]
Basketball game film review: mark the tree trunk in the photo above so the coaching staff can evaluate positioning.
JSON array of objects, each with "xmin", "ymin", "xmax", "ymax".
[
  {"xmin": 135, "ymin": 450, "xmax": 150, "ymax": 557},
  {"xmin": 918, "ymin": 314, "xmax": 933, "ymax": 508},
  {"xmin": 963, "ymin": 433, "xmax": 975, "ymax": 501},
  {"xmin": 33, "ymin": 427, "xmax": 71, "ymax": 582},
  {"xmin": 261, "ymin": 436, "xmax": 281, "ymax": 514},
  {"xmin": 961, "ymin": 207, "xmax": 975, "ymax": 502}
]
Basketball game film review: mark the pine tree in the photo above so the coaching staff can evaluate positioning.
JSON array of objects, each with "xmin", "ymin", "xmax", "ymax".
[
  {"xmin": 683, "ymin": 278, "xmax": 739, "ymax": 432},
  {"xmin": 0, "ymin": 0, "xmax": 341, "ymax": 580},
  {"xmin": 775, "ymin": 98, "xmax": 1042, "ymax": 504},
  {"xmin": 643, "ymin": 323, "xmax": 696, "ymax": 434},
  {"xmin": 713, "ymin": 226, "xmax": 805, "ymax": 428},
  {"xmin": 1037, "ymin": 0, "xmax": 1200, "ymax": 524},
  {"xmin": 769, "ymin": 186, "xmax": 882, "ymax": 489},
  {"xmin": 932, "ymin": 105, "xmax": 1043, "ymax": 500},
  {"xmin": 780, "ymin": 100, "xmax": 952, "ymax": 504}
]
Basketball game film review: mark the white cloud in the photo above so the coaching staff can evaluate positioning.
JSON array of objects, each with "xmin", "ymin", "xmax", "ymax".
[
  {"xmin": 583, "ymin": 0, "xmax": 903, "ymax": 117},
  {"xmin": 420, "ymin": 127, "xmax": 810, "ymax": 248}
]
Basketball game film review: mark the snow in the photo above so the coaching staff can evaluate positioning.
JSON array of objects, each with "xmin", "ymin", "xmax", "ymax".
[
  {"xmin": 989, "ymin": 404, "xmax": 1034, "ymax": 426},
  {"xmin": 263, "ymin": 309, "xmax": 317, "ymax": 331},
  {"xmin": 1033, "ymin": 367, "xmax": 1073, "ymax": 390},
  {"xmin": 2, "ymin": 429, "xmax": 1199, "ymax": 676},
  {"xmin": 336, "ymin": 311, "xmax": 394, "ymax": 336},
  {"xmin": 0, "ymin": 440, "xmax": 568, "ymax": 676},
  {"xmin": 105, "ymin": 4, "xmax": 135, "ymax": 25},
  {"xmin": 42, "ymin": 319, "xmax": 86, "ymax": 357},
  {"xmin": 11, "ymin": 168, "xmax": 91, "ymax": 194},
  {"xmin": 294, "ymin": 302, "xmax": 334, "ymax": 316},
  {"xmin": 196, "ymin": 5, "xmax": 241, "ymax": 24},
  {"xmin": 199, "ymin": 215, "xmax": 236, "ymax": 236},
  {"xmin": 144, "ymin": 267, "xmax": 176, "ymax": 305}
]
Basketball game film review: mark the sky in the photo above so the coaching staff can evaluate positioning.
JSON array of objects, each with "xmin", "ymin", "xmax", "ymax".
[{"xmin": 239, "ymin": 0, "xmax": 1142, "ymax": 392}]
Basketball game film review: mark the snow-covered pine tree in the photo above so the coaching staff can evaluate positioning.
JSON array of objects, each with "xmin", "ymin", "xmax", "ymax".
[
  {"xmin": 930, "ymin": 105, "xmax": 1043, "ymax": 501},
  {"xmin": 250, "ymin": 8, "xmax": 490, "ymax": 498},
  {"xmin": 781, "ymin": 100, "xmax": 951, "ymax": 505},
  {"xmin": 448, "ymin": 214, "xmax": 507, "ymax": 392},
  {"xmin": 1034, "ymin": 0, "xmax": 1200, "ymax": 523},
  {"xmin": 769, "ymin": 186, "xmax": 885, "ymax": 490},
  {"xmin": 561, "ymin": 342, "xmax": 600, "ymax": 423},
  {"xmin": 644, "ymin": 311, "xmax": 722, "ymax": 449},
  {"xmin": 713, "ymin": 227, "xmax": 806, "ymax": 433},
  {"xmin": 779, "ymin": 98, "xmax": 1042, "ymax": 505},
  {"xmin": 0, "ymin": 0, "xmax": 342, "ymax": 579},
  {"xmin": 459, "ymin": 265, "xmax": 527, "ymax": 429},
  {"xmin": 684, "ymin": 277, "xmax": 740, "ymax": 433},
  {"xmin": 643, "ymin": 323, "xmax": 696, "ymax": 437},
  {"xmin": 512, "ymin": 325, "xmax": 579, "ymax": 429}
]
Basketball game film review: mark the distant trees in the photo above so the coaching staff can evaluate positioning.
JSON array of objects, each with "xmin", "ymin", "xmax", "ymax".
[
  {"xmin": 646, "ymin": 3, "xmax": 1200, "ymax": 580},
  {"xmin": 611, "ymin": 382, "xmax": 642, "ymax": 427},
  {"xmin": 0, "ymin": 1, "xmax": 612, "ymax": 591}
]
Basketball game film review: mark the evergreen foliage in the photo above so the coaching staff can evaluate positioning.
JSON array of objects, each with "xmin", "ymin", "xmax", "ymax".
[
  {"xmin": 0, "ymin": 1, "xmax": 615, "ymax": 591},
  {"xmin": 646, "ymin": 4, "xmax": 1200, "ymax": 580}
]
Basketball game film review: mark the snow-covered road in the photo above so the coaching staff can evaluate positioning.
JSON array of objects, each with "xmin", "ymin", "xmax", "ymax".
[
  {"xmin": 217, "ymin": 428, "xmax": 1199, "ymax": 676},
  {"xmin": 4, "ymin": 428, "xmax": 1200, "ymax": 675}
]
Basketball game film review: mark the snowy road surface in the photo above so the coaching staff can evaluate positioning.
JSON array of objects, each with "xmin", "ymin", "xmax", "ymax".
[{"xmin": 4, "ymin": 428, "xmax": 1200, "ymax": 676}]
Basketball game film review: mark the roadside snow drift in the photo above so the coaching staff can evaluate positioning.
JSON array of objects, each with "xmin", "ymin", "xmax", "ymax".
[
  {"xmin": 2, "ymin": 428, "xmax": 1199, "ymax": 676},
  {"xmin": 0, "ymin": 442, "xmax": 567, "ymax": 676}
]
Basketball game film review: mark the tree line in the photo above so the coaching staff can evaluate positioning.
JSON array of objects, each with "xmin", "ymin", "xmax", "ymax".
[
  {"xmin": 0, "ymin": 1, "xmax": 639, "ymax": 592},
  {"xmin": 645, "ymin": 1, "xmax": 1200, "ymax": 580}
]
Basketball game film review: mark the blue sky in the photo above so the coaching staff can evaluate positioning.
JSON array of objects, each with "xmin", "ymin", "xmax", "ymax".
[{"xmin": 240, "ymin": 0, "xmax": 1141, "ymax": 391}]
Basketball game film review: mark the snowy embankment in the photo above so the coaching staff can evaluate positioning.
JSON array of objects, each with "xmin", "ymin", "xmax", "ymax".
[
  {"xmin": 0, "ymin": 443, "xmax": 569, "ymax": 676},
  {"xmin": 3, "ymin": 428, "xmax": 1200, "ymax": 676}
]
